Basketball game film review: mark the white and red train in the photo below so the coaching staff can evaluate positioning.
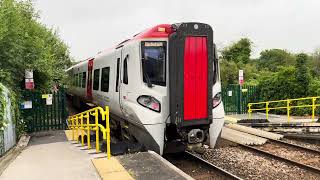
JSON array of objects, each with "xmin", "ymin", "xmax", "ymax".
[{"xmin": 66, "ymin": 22, "xmax": 225, "ymax": 155}]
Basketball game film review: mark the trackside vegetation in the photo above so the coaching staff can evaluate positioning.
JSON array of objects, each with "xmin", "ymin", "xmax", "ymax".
[
  {"xmin": 0, "ymin": 0, "xmax": 72, "ymax": 136},
  {"xmin": 220, "ymin": 38, "xmax": 320, "ymax": 115}
]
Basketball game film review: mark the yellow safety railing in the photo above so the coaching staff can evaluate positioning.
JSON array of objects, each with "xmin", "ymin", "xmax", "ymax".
[
  {"xmin": 248, "ymin": 96, "xmax": 320, "ymax": 122},
  {"xmin": 67, "ymin": 106, "xmax": 111, "ymax": 159}
]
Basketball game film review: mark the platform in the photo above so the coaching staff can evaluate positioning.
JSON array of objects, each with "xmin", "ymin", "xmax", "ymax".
[
  {"xmin": 226, "ymin": 113, "xmax": 317, "ymax": 123},
  {"xmin": 92, "ymin": 151, "xmax": 192, "ymax": 180}
]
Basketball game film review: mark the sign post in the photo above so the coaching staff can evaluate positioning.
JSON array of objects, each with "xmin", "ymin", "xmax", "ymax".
[
  {"xmin": 238, "ymin": 70, "xmax": 244, "ymax": 114},
  {"xmin": 25, "ymin": 69, "xmax": 34, "ymax": 90}
]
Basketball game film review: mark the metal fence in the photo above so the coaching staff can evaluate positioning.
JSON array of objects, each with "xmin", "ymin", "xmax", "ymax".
[
  {"xmin": 21, "ymin": 89, "xmax": 67, "ymax": 133},
  {"xmin": 0, "ymin": 84, "xmax": 16, "ymax": 156},
  {"xmin": 222, "ymin": 84, "xmax": 259, "ymax": 114}
]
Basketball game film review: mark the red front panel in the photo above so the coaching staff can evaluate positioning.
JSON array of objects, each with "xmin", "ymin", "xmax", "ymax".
[
  {"xmin": 183, "ymin": 37, "xmax": 208, "ymax": 120},
  {"xmin": 86, "ymin": 59, "xmax": 93, "ymax": 98}
]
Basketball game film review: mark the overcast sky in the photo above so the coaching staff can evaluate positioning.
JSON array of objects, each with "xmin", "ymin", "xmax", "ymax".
[{"xmin": 35, "ymin": 0, "xmax": 320, "ymax": 61}]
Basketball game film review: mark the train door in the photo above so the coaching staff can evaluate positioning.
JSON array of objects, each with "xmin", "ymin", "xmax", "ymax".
[
  {"xmin": 86, "ymin": 58, "xmax": 94, "ymax": 99},
  {"xmin": 113, "ymin": 49, "xmax": 122, "ymax": 116},
  {"xmin": 119, "ymin": 48, "xmax": 130, "ymax": 118}
]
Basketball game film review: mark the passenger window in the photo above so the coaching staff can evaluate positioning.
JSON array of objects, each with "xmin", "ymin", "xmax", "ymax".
[
  {"xmin": 73, "ymin": 74, "xmax": 76, "ymax": 86},
  {"xmin": 78, "ymin": 73, "xmax": 82, "ymax": 87},
  {"xmin": 123, "ymin": 56, "xmax": 128, "ymax": 85},
  {"xmin": 82, "ymin": 72, "xmax": 86, "ymax": 88},
  {"xmin": 101, "ymin": 67, "xmax": 110, "ymax": 92},
  {"xmin": 116, "ymin": 58, "xmax": 120, "ymax": 92},
  {"xmin": 93, "ymin": 69, "xmax": 100, "ymax": 90}
]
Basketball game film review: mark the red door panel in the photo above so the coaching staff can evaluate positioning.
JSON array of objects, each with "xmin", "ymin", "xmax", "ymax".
[
  {"xmin": 86, "ymin": 59, "xmax": 93, "ymax": 98},
  {"xmin": 183, "ymin": 36, "xmax": 208, "ymax": 120}
]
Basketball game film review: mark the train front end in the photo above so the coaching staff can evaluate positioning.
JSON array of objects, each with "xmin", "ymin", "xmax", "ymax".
[{"xmin": 166, "ymin": 22, "xmax": 224, "ymax": 153}]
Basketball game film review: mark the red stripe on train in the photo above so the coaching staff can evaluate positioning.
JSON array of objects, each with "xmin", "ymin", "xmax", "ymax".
[{"xmin": 183, "ymin": 36, "xmax": 208, "ymax": 120}]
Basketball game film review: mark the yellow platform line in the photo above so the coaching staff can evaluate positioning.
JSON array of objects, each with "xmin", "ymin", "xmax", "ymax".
[
  {"xmin": 225, "ymin": 116, "xmax": 239, "ymax": 123},
  {"xmin": 92, "ymin": 157, "xmax": 134, "ymax": 180}
]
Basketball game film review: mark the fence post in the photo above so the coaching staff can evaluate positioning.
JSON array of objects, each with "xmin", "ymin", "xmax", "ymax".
[
  {"xmin": 94, "ymin": 109, "xmax": 99, "ymax": 152},
  {"xmin": 71, "ymin": 117, "xmax": 75, "ymax": 141},
  {"xmin": 75, "ymin": 116, "xmax": 79, "ymax": 142},
  {"xmin": 287, "ymin": 100, "xmax": 291, "ymax": 122},
  {"xmin": 80, "ymin": 114, "xmax": 84, "ymax": 146},
  {"xmin": 312, "ymin": 97, "xmax": 316, "ymax": 122},
  {"xmin": 248, "ymin": 103, "xmax": 252, "ymax": 119},
  {"xmin": 86, "ymin": 112, "xmax": 91, "ymax": 149},
  {"xmin": 105, "ymin": 106, "xmax": 111, "ymax": 159},
  {"xmin": 266, "ymin": 102, "xmax": 269, "ymax": 120}
]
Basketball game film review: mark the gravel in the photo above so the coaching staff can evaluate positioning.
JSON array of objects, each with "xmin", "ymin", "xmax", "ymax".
[{"xmin": 199, "ymin": 140, "xmax": 320, "ymax": 180}]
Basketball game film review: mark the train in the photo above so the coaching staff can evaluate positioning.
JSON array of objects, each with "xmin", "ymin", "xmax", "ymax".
[{"xmin": 66, "ymin": 22, "xmax": 225, "ymax": 155}]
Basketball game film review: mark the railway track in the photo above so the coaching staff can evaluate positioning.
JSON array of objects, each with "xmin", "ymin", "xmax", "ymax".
[
  {"xmin": 240, "ymin": 139, "xmax": 320, "ymax": 174},
  {"xmin": 165, "ymin": 151, "xmax": 243, "ymax": 180}
]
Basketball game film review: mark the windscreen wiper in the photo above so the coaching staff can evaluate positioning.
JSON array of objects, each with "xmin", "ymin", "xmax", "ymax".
[{"xmin": 143, "ymin": 72, "xmax": 153, "ymax": 88}]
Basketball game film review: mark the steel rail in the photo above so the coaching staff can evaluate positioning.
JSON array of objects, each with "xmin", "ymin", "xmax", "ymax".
[
  {"xmin": 272, "ymin": 139, "xmax": 320, "ymax": 155},
  {"xmin": 184, "ymin": 151, "xmax": 243, "ymax": 180},
  {"xmin": 240, "ymin": 144, "xmax": 320, "ymax": 174}
]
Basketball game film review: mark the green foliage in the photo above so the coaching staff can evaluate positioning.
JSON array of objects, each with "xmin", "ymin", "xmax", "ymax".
[
  {"xmin": 309, "ymin": 49, "xmax": 320, "ymax": 77},
  {"xmin": 0, "ymin": 0, "xmax": 72, "ymax": 91},
  {"xmin": 220, "ymin": 60, "xmax": 260, "ymax": 86},
  {"xmin": 0, "ymin": 0, "xmax": 72, "ymax": 136},
  {"xmin": 257, "ymin": 66, "xmax": 300, "ymax": 101},
  {"xmin": 258, "ymin": 49, "xmax": 295, "ymax": 71},
  {"xmin": 0, "ymin": 85, "xmax": 5, "ymax": 128},
  {"xmin": 221, "ymin": 38, "xmax": 252, "ymax": 64},
  {"xmin": 309, "ymin": 79, "xmax": 320, "ymax": 96},
  {"xmin": 295, "ymin": 53, "xmax": 311, "ymax": 97}
]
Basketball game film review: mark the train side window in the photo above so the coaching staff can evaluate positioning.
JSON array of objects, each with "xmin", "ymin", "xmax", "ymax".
[
  {"xmin": 101, "ymin": 67, "xmax": 110, "ymax": 92},
  {"xmin": 76, "ymin": 73, "xmax": 79, "ymax": 87},
  {"xmin": 78, "ymin": 73, "xmax": 82, "ymax": 87},
  {"xmin": 82, "ymin": 72, "xmax": 86, "ymax": 88},
  {"xmin": 116, "ymin": 58, "xmax": 120, "ymax": 92},
  {"xmin": 73, "ymin": 74, "xmax": 76, "ymax": 86},
  {"xmin": 93, "ymin": 69, "xmax": 100, "ymax": 90},
  {"xmin": 123, "ymin": 56, "xmax": 128, "ymax": 84}
]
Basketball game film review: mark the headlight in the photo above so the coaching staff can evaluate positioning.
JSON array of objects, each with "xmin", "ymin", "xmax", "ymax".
[
  {"xmin": 213, "ymin": 92, "xmax": 222, "ymax": 108},
  {"xmin": 137, "ymin": 95, "xmax": 161, "ymax": 112}
]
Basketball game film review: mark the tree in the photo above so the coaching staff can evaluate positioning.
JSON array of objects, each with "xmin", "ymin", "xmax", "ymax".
[
  {"xmin": 258, "ymin": 49, "xmax": 295, "ymax": 71},
  {"xmin": 310, "ymin": 49, "xmax": 320, "ymax": 77},
  {"xmin": 0, "ymin": 0, "xmax": 72, "ymax": 135},
  {"xmin": 258, "ymin": 66, "xmax": 299, "ymax": 101},
  {"xmin": 0, "ymin": 0, "xmax": 72, "ymax": 91},
  {"xmin": 221, "ymin": 38, "xmax": 252, "ymax": 64},
  {"xmin": 295, "ymin": 53, "xmax": 311, "ymax": 97}
]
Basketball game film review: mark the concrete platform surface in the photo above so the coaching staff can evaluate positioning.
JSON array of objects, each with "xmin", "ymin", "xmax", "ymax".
[
  {"xmin": 0, "ymin": 130, "xmax": 100, "ymax": 180},
  {"xmin": 116, "ymin": 151, "xmax": 192, "ymax": 180},
  {"xmin": 92, "ymin": 151, "xmax": 192, "ymax": 180},
  {"xmin": 227, "ymin": 113, "xmax": 316, "ymax": 123}
]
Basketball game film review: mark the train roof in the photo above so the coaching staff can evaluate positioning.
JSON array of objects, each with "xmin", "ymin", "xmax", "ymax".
[{"xmin": 67, "ymin": 24, "xmax": 174, "ymax": 71}]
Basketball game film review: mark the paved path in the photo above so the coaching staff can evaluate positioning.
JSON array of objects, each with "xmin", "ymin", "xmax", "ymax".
[{"xmin": 1, "ymin": 131, "xmax": 100, "ymax": 180}]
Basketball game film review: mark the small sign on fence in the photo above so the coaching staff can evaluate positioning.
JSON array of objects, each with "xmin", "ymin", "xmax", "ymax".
[
  {"xmin": 25, "ymin": 79, "xmax": 34, "ymax": 90},
  {"xmin": 21, "ymin": 101, "xmax": 32, "ymax": 109},
  {"xmin": 228, "ymin": 91, "xmax": 233, "ymax": 96},
  {"xmin": 46, "ymin": 94, "xmax": 53, "ymax": 105},
  {"xmin": 239, "ymin": 70, "xmax": 244, "ymax": 85},
  {"xmin": 42, "ymin": 94, "xmax": 53, "ymax": 105},
  {"xmin": 25, "ymin": 69, "xmax": 33, "ymax": 79}
]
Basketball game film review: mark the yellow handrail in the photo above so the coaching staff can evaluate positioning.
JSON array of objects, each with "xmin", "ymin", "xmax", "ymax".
[
  {"xmin": 248, "ymin": 96, "xmax": 320, "ymax": 122},
  {"xmin": 67, "ymin": 106, "xmax": 111, "ymax": 159}
]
